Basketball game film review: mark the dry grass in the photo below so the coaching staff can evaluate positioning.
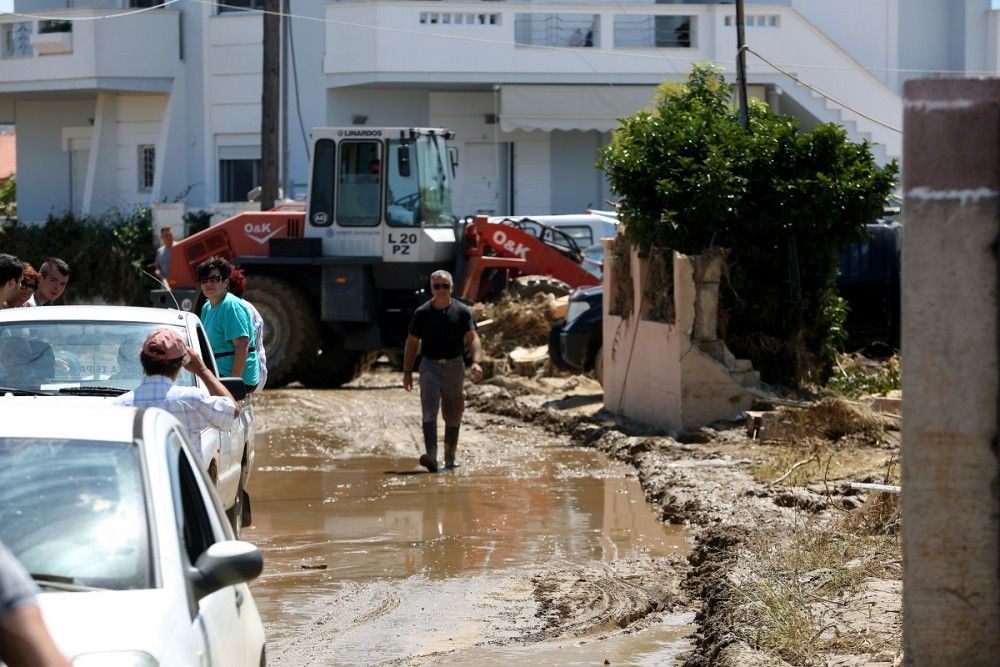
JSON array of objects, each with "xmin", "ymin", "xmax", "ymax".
[
  {"xmin": 751, "ymin": 441, "xmax": 897, "ymax": 487},
  {"xmin": 729, "ymin": 509, "xmax": 901, "ymax": 665}
]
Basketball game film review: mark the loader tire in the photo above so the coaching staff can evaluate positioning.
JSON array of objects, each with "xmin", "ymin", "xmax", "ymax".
[
  {"xmin": 244, "ymin": 275, "xmax": 321, "ymax": 388},
  {"xmin": 299, "ymin": 331, "xmax": 379, "ymax": 388},
  {"xmin": 508, "ymin": 275, "xmax": 572, "ymax": 300}
]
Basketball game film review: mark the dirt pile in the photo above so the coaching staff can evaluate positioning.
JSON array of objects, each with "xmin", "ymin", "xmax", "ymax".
[{"xmin": 475, "ymin": 292, "xmax": 570, "ymax": 378}]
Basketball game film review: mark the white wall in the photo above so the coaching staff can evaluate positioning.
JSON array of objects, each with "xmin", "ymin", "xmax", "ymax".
[
  {"xmin": 429, "ymin": 90, "xmax": 500, "ymax": 217},
  {"xmin": 899, "ymin": 0, "xmax": 962, "ymax": 89},
  {"xmin": 112, "ymin": 94, "xmax": 167, "ymax": 208},
  {"xmin": 14, "ymin": 98, "xmax": 94, "ymax": 221},
  {"xmin": 326, "ymin": 88, "xmax": 431, "ymax": 128},
  {"xmin": 550, "ymin": 130, "xmax": 609, "ymax": 214},
  {"xmin": 511, "ymin": 130, "xmax": 550, "ymax": 214},
  {"xmin": 788, "ymin": 0, "xmax": 897, "ymax": 88}
]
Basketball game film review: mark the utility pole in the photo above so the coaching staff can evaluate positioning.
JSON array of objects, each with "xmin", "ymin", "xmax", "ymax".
[
  {"xmin": 260, "ymin": 0, "xmax": 280, "ymax": 210},
  {"xmin": 281, "ymin": 0, "xmax": 291, "ymax": 201},
  {"xmin": 735, "ymin": 0, "xmax": 750, "ymax": 130}
]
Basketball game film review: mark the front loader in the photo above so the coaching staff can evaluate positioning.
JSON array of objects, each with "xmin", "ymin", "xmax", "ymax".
[{"xmin": 152, "ymin": 127, "xmax": 598, "ymax": 387}]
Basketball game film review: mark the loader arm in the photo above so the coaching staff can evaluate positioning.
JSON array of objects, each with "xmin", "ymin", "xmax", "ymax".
[{"xmin": 458, "ymin": 215, "xmax": 600, "ymax": 302}]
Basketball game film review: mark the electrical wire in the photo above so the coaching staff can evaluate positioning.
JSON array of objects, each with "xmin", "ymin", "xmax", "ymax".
[
  {"xmin": 284, "ymin": 5, "xmax": 310, "ymax": 161},
  {"xmin": 0, "ymin": 0, "xmax": 182, "ymax": 21},
  {"xmin": 744, "ymin": 45, "xmax": 902, "ymax": 134}
]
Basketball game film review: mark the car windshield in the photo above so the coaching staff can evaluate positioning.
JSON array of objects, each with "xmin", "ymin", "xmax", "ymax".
[
  {"xmin": 0, "ymin": 437, "xmax": 152, "ymax": 590},
  {"xmin": 0, "ymin": 321, "xmax": 194, "ymax": 394}
]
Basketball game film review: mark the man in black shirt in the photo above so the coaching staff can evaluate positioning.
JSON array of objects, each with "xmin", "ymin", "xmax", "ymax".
[{"xmin": 403, "ymin": 270, "xmax": 483, "ymax": 472}]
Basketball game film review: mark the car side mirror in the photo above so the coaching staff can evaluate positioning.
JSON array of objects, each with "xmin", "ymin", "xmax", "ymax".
[
  {"xmin": 191, "ymin": 540, "xmax": 263, "ymax": 600},
  {"xmin": 397, "ymin": 144, "xmax": 411, "ymax": 178},
  {"xmin": 220, "ymin": 377, "xmax": 247, "ymax": 401}
]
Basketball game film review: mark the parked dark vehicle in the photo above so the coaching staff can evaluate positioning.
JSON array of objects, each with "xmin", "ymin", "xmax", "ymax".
[
  {"xmin": 837, "ymin": 216, "xmax": 901, "ymax": 349},
  {"xmin": 549, "ymin": 284, "xmax": 604, "ymax": 381}
]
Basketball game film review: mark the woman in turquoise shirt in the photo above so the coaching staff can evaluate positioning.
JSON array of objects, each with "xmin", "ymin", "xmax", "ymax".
[{"xmin": 196, "ymin": 256, "xmax": 260, "ymax": 390}]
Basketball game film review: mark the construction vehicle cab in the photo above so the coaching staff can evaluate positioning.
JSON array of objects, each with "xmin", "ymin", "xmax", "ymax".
[{"xmin": 305, "ymin": 128, "xmax": 458, "ymax": 262}]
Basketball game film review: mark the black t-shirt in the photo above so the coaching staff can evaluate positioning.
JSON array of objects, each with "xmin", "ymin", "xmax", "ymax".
[{"xmin": 408, "ymin": 299, "xmax": 476, "ymax": 360}]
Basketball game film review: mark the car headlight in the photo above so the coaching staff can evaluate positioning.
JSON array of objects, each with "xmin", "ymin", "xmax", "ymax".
[
  {"xmin": 74, "ymin": 652, "xmax": 158, "ymax": 667},
  {"xmin": 565, "ymin": 300, "xmax": 593, "ymax": 325}
]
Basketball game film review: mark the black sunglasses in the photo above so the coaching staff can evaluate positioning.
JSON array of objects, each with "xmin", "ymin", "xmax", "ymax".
[
  {"xmin": 431, "ymin": 283, "xmax": 451, "ymax": 290},
  {"xmin": 198, "ymin": 274, "xmax": 224, "ymax": 285}
]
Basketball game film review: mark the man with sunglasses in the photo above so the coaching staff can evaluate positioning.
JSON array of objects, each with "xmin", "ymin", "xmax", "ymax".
[
  {"xmin": 0, "ymin": 254, "xmax": 24, "ymax": 307},
  {"xmin": 402, "ymin": 270, "xmax": 483, "ymax": 472}
]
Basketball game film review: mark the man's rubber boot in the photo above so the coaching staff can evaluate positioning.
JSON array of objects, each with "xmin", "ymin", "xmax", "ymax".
[
  {"xmin": 443, "ymin": 425, "xmax": 460, "ymax": 471},
  {"xmin": 419, "ymin": 421, "xmax": 439, "ymax": 472}
]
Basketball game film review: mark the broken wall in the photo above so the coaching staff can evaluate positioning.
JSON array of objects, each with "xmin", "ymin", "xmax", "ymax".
[{"xmin": 602, "ymin": 240, "xmax": 758, "ymax": 431}]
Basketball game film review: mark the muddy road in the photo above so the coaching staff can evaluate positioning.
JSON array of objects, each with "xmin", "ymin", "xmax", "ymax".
[{"xmin": 245, "ymin": 371, "xmax": 693, "ymax": 665}]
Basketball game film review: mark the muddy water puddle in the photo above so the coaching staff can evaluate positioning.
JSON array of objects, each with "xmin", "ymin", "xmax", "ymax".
[{"xmin": 247, "ymin": 387, "xmax": 693, "ymax": 665}]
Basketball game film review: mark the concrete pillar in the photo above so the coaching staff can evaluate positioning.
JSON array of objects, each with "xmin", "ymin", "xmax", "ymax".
[
  {"xmin": 692, "ymin": 250, "xmax": 724, "ymax": 342},
  {"xmin": 902, "ymin": 79, "xmax": 1000, "ymax": 664}
]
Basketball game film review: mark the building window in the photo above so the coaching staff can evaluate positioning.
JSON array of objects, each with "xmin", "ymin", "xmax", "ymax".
[
  {"xmin": 138, "ymin": 145, "xmax": 156, "ymax": 192},
  {"xmin": 218, "ymin": 0, "xmax": 265, "ymax": 13},
  {"xmin": 1, "ymin": 22, "xmax": 32, "ymax": 59},
  {"xmin": 129, "ymin": 1, "xmax": 166, "ymax": 7},
  {"xmin": 219, "ymin": 159, "xmax": 260, "ymax": 202}
]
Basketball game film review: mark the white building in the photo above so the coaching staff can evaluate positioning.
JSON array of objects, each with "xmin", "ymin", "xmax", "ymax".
[{"xmin": 0, "ymin": 0, "xmax": 996, "ymax": 223}]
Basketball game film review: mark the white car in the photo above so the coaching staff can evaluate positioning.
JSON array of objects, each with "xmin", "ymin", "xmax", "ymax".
[
  {"xmin": 0, "ymin": 305, "xmax": 255, "ymax": 534},
  {"xmin": 0, "ymin": 402, "xmax": 266, "ymax": 666}
]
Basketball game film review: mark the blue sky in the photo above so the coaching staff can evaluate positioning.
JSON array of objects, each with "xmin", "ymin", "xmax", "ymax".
[{"xmin": 0, "ymin": 2, "xmax": 12, "ymax": 15}]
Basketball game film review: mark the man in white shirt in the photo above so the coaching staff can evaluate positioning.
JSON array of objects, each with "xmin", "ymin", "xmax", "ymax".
[{"xmin": 114, "ymin": 328, "xmax": 239, "ymax": 447}]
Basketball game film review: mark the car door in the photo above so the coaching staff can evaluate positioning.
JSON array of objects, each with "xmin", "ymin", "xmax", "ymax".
[
  {"xmin": 192, "ymin": 319, "xmax": 241, "ymax": 508},
  {"xmin": 169, "ymin": 427, "xmax": 246, "ymax": 666}
]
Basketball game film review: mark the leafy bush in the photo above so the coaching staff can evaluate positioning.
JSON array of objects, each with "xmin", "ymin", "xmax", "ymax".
[
  {"xmin": 0, "ymin": 176, "xmax": 14, "ymax": 218},
  {"xmin": 598, "ymin": 64, "xmax": 898, "ymax": 386},
  {"xmin": 0, "ymin": 208, "xmax": 156, "ymax": 305}
]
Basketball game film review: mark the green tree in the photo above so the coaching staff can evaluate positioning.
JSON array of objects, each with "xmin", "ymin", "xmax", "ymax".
[
  {"xmin": 598, "ymin": 64, "xmax": 898, "ymax": 385},
  {"xmin": 0, "ymin": 175, "xmax": 14, "ymax": 218}
]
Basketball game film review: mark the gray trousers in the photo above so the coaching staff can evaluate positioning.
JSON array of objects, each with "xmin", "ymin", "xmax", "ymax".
[{"xmin": 418, "ymin": 356, "xmax": 465, "ymax": 425}]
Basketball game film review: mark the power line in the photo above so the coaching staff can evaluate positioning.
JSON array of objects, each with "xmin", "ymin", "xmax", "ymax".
[{"xmin": 744, "ymin": 45, "xmax": 902, "ymax": 134}]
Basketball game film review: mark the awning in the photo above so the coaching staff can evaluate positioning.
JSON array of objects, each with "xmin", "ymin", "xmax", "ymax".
[{"xmin": 500, "ymin": 85, "xmax": 657, "ymax": 133}]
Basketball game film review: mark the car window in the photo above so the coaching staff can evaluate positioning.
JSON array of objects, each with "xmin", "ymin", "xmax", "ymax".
[
  {"xmin": 172, "ymin": 431, "xmax": 226, "ymax": 566},
  {"xmin": 194, "ymin": 324, "xmax": 218, "ymax": 377},
  {"xmin": 0, "ymin": 320, "xmax": 196, "ymax": 393},
  {"xmin": 0, "ymin": 436, "xmax": 151, "ymax": 590},
  {"xmin": 554, "ymin": 225, "xmax": 594, "ymax": 247}
]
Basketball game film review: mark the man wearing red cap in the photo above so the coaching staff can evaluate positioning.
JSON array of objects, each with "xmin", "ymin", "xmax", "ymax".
[{"xmin": 114, "ymin": 328, "xmax": 239, "ymax": 451}]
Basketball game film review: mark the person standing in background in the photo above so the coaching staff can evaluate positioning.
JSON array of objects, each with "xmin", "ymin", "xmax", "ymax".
[
  {"xmin": 402, "ymin": 270, "xmax": 483, "ymax": 472},
  {"xmin": 0, "ymin": 539, "xmax": 71, "ymax": 666},
  {"xmin": 0, "ymin": 254, "xmax": 24, "ymax": 307},
  {"xmin": 226, "ymin": 266, "xmax": 268, "ymax": 389},
  {"xmin": 7, "ymin": 264, "xmax": 38, "ymax": 308},
  {"xmin": 27, "ymin": 259, "xmax": 69, "ymax": 307},
  {"xmin": 154, "ymin": 226, "xmax": 174, "ymax": 285},
  {"xmin": 196, "ymin": 256, "xmax": 260, "ymax": 391}
]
